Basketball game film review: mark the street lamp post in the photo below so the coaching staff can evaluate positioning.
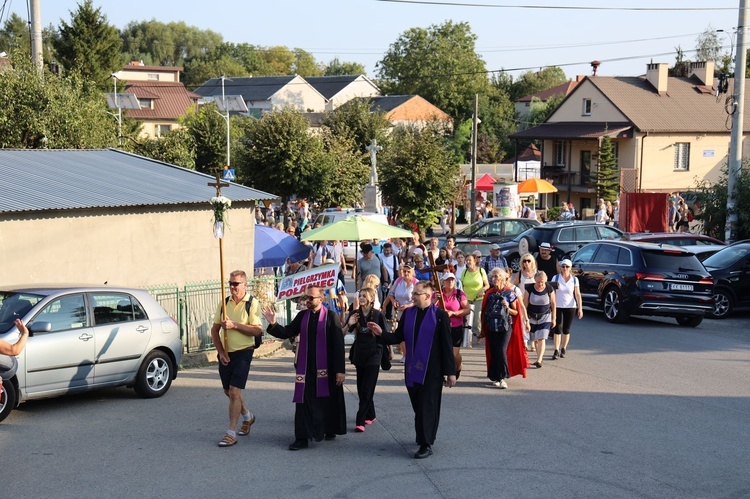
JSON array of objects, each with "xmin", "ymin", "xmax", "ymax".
[
  {"xmin": 221, "ymin": 75, "xmax": 230, "ymax": 168},
  {"xmin": 112, "ymin": 74, "xmax": 122, "ymax": 146}
]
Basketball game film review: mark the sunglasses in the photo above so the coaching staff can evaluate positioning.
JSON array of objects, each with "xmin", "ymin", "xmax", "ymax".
[
  {"xmin": 229, "ymin": 281, "xmax": 244, "ymax": 287},
  {"xmin": 561, "ymin": 265, "xmax": 571, "ymax": 268},
  {"xmin": 522, "ymin": 260, "xmax": 532, "ymax": 264},
  {"xmin": 304, "ymin": 295, "xmax": 322, "ymax": 300}
]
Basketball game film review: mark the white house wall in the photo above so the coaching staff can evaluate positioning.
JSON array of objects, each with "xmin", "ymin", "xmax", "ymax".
[
  {"xmin": 549, "ymin": 79, "xmax": 628, "ymax": 123},
  {"xmin": 0, "ymin": 205, "xmax": 254, "ymax": 288},
  {"xmin": 326, "ymin": 78, "xmax": 380, "ymax": 110},
  {"xmin": 271, "ymin": 76, "xmax": 326, "ymax": 112}
]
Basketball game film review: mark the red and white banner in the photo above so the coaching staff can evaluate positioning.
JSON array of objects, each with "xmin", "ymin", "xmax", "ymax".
[{"xmin": 276, "ymin": 264, "xmax": 338, "ymax": 301}]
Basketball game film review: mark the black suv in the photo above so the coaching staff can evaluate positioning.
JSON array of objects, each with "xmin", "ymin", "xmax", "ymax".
[
  {"xmin": 517, "ymin": 221, "xmax": 623, "ymax": 262},
  {"xmin": 571, "ymin": 241, "xmax": 714, "ymax": 326},
  {"xmin": 702, "ymin": 240, "xmax": 750, "ymax": 319}
]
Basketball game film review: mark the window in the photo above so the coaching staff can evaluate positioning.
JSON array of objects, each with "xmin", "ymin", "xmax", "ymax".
[
  {"xmin": 139, "ymin": 98, "xmax": 153, "ymax": 109},
  {"xmin": 147, "ymin": 73, "xmax": 160, "ymax": 81},
  {"xmin": 156, "ymin": 124, "xmax": 172, "ymax": 137},
  {"xmin": 91, "ymin": 293, "xmax": 147, "ymax": 325},
  {"xmin": 674, "ymin": 143, "xmax": 690, "ymax": 171},
  {"xmin": 573, "ymin": 244, "xmax": 598, "ymax": 264},
  {"xmin": 582, "ymin": 98, "xmax": 592, "ymax": 116},
  {"xmin": 576, "ymin": 226, "xmax": 599, "ymax": 242},
  {"xmin": 557, "ymin": 228, "xmax": 575, "ymax": 242},
  {"xmin": 593, "ymin": 244, "xmax": 620, "ymax": 265},
  {"xmin": 553, "ymin": 141, "xmax": 566, "ymax": 167},
  {"xmin": 34, "ymin": 294, "xmax": 86, "ymax": 332}
]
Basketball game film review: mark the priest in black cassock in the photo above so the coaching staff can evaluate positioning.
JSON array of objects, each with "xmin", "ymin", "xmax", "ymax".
[
  {"xmin": 370, "ymin": 280, "xmax": 456, "ymax": 459},
  {"xmin": 262, "ymin": 285, "xmax": 347, "ymax": 450}
]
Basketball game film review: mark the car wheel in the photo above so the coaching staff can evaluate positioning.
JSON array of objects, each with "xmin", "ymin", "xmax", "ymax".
[
  {"xmin": 676, "ymin": 316, "xmax": 703, "ymax": 327},
  {"xmin": 708, "ymin": 288, "xmax": 733, "ymax": 319},
  {"xmin": 518, "ymin": 235, "xmax": 537, "ymax": 256},
  {"xmin": 0, "ymin": 379, "xmax": 17, "ymax": 423},
  {"xmin": 134, "ymin": 350, "xmax": 173, "ymax": 398},
  {"xmin": 602, "ymin": 286, "xmax": 629, "ymax": 323},
  {"xmin": 509, "ymin": 254, "xmax": 522, "ymax": 272}
]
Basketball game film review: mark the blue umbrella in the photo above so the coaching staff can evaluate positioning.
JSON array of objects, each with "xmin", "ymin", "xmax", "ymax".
[{"xmin": 254, "ymin": 225, "xmax": 311, "ymax": 268}]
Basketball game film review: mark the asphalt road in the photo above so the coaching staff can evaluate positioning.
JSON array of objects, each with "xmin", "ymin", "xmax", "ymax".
[{"xmin": 2, "ymin": 310, "xmax": 749, "ymax": 498}]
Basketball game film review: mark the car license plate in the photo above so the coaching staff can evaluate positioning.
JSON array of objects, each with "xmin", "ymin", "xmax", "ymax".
[{"xmin": 670, "ymin": 283, "xmax": 693, "ymax": 291}]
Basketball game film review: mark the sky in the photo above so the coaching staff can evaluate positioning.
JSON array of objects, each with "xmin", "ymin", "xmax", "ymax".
[{"xmin": 0, "ymin": 0, "xmax": 742, "ymax": 79}]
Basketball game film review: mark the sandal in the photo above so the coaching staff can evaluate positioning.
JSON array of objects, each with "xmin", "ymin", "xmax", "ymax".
[
  {"xmin": 237, "ymin": 413, "xmax": 256, "ymax": 436},
  {"xmin": 218, "ymin": 433, "xmax": 237, "ymax": 447}
]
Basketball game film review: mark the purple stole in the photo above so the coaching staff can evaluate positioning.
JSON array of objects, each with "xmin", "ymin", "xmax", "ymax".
[
  {"xmin": 402, "ymin": 304, "xmax": 438, "ymax": 387},
  {"xmin": 293, "ymin": 306, "xmax": 329, "ymax": 403}
]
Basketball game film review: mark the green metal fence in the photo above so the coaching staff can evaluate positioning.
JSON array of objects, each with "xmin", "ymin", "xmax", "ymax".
[{"xmin": 148, "ymin": 276, "xmax": 294, "ymax": 354}]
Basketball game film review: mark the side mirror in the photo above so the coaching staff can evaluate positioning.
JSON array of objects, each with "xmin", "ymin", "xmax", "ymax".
[{"xmin": 28, "ymin": 321, "xmax": 52, "ymax": 335}]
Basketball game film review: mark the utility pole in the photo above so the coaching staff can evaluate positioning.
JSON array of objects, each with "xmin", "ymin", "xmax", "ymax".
[
  {"xmin": 29, "ymin": 0, "xmax": 43, "ymax": 74},
  {"xmin": 470, "ymin": 94, "xmax": 479, "ymax": 224},
  {"xmin": 726, "ymin": 0, "xmax": 748, "ymax": 244}
]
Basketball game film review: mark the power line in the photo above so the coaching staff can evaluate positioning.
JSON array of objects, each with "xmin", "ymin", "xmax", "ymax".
[{"xmin": 374, "ymin": 0, "xmax": 735, "ymax": 11}]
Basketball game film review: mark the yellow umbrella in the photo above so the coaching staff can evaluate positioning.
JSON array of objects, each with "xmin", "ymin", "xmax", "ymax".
[
  {"xmin": 517, "ymin": 178, "xmax": 558, "ymax": 209},
  {"xmin": 517, "ymin": 178, "xmax": 558, "ymax": 194}
]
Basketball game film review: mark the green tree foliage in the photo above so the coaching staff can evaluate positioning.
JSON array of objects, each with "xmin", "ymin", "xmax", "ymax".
[
  {"xmin": 694, "ymin": 160, "xmax": 750, "ymax": 240},
  {"xmin": 596, "ymin": 135, "xmax": 620, "ymax": 201},
  {"xmin": 524, "ymin": 94, "xmax": 564, "ymax": 130},
  {"xmin": 322, "ymin": 99, "xmax": 390, "ymax": 157},
  {"xmin": 179, "ymin": 103, "xmax": 229, "ymax": 173},
  {"xmin": 379, "ymin": 125, "xmax": 460, "ymax": 235},
  {"xmin": 0, "ymin": 60, "xmax": 116, "ymax": 148},
  {"xmin": 183, "ymin": 55, "xmax": 247, "ymax": 89},
  {"xmin": 50, "ymin": 0, "xmax": 123, "ymax": 89},
  {"xmin": 134, "ymin": 127, "xmax": 196, "ymax": 170},
  {"xmin": 121, "ymin": 20, "xmax": 223, "ymax": 66},
  {"xmin": 292, "ymin": 48, "xmax": 323, "ymax": 76},
  {"xmin": 324, "ymin": 58, "xmax": 366, "ymax": 76},
  {"xmin": 695, "ymin": 25, "xmax": 724, "ymax": 65},
  {"xmin": 235, "ymin": 108, "xmax": 326, "ymax": 202},
  {"xmin": 313, "ymin": 129, "xmax": 370, "ymax": 207},
  {"xmin": 0, "ymin": 13, "xmax": 29, "ymax": 56},
  {"xmin": 376, "ymin": 21, "xmax": 491, "ymax": 121},
  {"xmin": 498, "ymin": 67, "xmax": 568, "ymax": 102}
]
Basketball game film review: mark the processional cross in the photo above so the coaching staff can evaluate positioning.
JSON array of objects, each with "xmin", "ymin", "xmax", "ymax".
[{"xmin": 208, "ymin": 171, "xmax": 230, "ymax": 345}]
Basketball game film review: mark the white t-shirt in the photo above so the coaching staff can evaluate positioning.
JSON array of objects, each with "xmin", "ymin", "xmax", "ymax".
[
  {"xmin": 378, "ymin": 252, "xmax": 399, "ymax": 282},
  {"xmin": 552, "ymin": 274, "xmax": 579, "ymax": 309}
]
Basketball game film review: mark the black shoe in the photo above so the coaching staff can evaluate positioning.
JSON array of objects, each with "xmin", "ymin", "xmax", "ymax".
[
  {"xmin": 324, "ymin": 434, "xmax": 336, "ymax": 441},
  {"xmin": 414, "ymin": 444, "xmax": 433, "ymax": 459},
  {"xmin": 533, "ymin": 361, "xmax": 542, "ymax": 368},
  {"xmin": 560, "ymin": 348, "xmax": 566, "ymax": 358},
  {"xmin": 456, "ymin": 369, "xmax": 461, "ymax": 380},
  {"xmin": 288, "ymin": 439, "xmax": 308, "ymax": 450},
  {"xmin": 551, "ymin": 350, "xmax": 559, "ymax": 360}
]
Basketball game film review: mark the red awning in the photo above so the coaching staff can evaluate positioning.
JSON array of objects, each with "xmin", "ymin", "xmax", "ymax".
[{"xmin": 475, "ymin": 173, "xmax": 496, "ymax": 192}]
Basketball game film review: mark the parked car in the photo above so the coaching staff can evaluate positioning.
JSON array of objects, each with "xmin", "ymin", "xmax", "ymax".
[
  {"xmin": 440, "ymin": 217, "xmax": 540, "ymax": 258},
  {"xmin": 701, "ymin": 240, "xmax": 750, "ymax": 319},
  {"xmin": 683, "ymin": 245, "xmax": 724, "ymax": 262},
  {"xmin": 623, "ymin": 232, "xmax": 724, "ymax": 246},
  {"xmin": 517, "ymin": 221, "xmax": 624, "ymax": 262},
  {"xmin": 571, "ymin": 241, "xmax": 714, "ymax": 326},
  {"xmin": 0, "ymin": 285, "xmax": 183, "ymax": 422},
  {"xmin": 312, "ymin": 208, "xmax": 390, "ymax": 261}
]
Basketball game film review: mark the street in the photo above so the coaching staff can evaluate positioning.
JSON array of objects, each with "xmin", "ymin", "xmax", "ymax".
[{"xmin": 2, "ymin": 310, "xmax": 749, "ymax": 498}]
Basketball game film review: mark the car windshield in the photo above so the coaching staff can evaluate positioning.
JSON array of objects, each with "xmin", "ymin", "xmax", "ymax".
[
  {"xmin": 703, "ymin": 246, "xmax": 750, "ymax": 269},
  {"xmin": 0, "ymin": 292, "xmax": 45, "ymax": 334},
  {"xmin": 456, "ymin": 220, "xmax": 486, "ymax": 236}
]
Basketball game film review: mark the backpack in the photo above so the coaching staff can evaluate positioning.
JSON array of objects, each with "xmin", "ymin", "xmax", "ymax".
[
  {"xmin": 484, "ymin": 292, "xmax": 510, "ymax": 335},
  {"xmin": 225, "ymin": 295, "xmax": 262, "ymax": 348}
]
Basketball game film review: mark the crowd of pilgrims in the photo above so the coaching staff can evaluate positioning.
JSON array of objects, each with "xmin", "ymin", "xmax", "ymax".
[{"xmin": 292, "ymin": 231, "xmax": 583, "ymax": 395}]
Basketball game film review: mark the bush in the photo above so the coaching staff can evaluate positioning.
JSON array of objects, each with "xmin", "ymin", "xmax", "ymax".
[{"xmin": 694, "ymin": 159, "xmax": 750, "ymax": 240}]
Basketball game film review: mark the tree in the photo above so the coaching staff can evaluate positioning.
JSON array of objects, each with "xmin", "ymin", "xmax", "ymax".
[
  {"xmin": 134, "ymin": 127, "xmax": 196, "ymax": 170},
  {"xmin": 379, "ymin": 125, "xmax": 460, "ymax": 235},
  {"xmin": 695, "ymin": 25, "xmax": 724, "ymax": 64},
  {"xmin": 292, "ymin": 48, "xmax": 323, "ymax": 77},
  {"xmin": 0, "ymin": 13, "xmax": 29, "ymax": 56},
  {"xmin": 324, "ymin": 58, "xmax": 366, "ymax": 76},
  {"xmin": 120, "ymin": 20, "xmax": 222, "ymax": 67},
  {"xmin": 0, "ymin": 60, "xmax": 116, "ymax": 148},
  {"xmin": 313, "ymin": 129, "xmax": 370, "ymax": 208},
  {"xmin": 376, "ymin": 21, "xmax": 491, "ymax": 121},
  {"xmin": 670, "ymin": 45, "xmax": 691, "ymax": 77},
  {"xmin": 50, "ymin": 0, "xmax": 123, "ymax": 89},
  {"xmin": 235, "ymin": 108, "xmax": 326, "ymax": 203},
  {"xmin": 525, "ymin": 94, "xmax": 564, "ymax": 130},
  {"xmin": 322, "ymin": 98, "xmax": 390, "ymax": 158},
  {"xmin": 694, "ymin": 159, "xmax": 750, "ymax": 240},
  {"xmin": 499, "ymin": 67, "xmax": 568, "ymax": 102},
  {"xmin": 596, "ymin": 134, "xmax": 620, "ymax": 201},
  {"xmin": 179, "ymin": 103, "xmax": 229, "ymax": 174}
]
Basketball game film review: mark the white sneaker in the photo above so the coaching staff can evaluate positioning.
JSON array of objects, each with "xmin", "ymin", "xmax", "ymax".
[
  {"xmin": 499, "ymin": 379, "xmax": 508, "ymax": 389},
  {"xmin": 493, "ymin": 381, "xmax": 502, "ymax": 388}
]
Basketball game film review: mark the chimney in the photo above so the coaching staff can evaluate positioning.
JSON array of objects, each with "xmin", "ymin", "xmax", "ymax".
[
  {"xmin": 646, "ymin": 62, "xmax": 669, "ymax": 95},
  {"xmin": 689, "ymin": 61, "xmax": 715, "ymax": 85}
]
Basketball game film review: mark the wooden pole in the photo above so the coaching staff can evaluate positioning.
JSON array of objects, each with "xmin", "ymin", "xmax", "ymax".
[
  {"xmin": 427, "ymin": 251, "xmax": 449, "ymax": 310},
  {"xmin": 208, "ymin": 171, "xmax": 230, "ymax": 348}
]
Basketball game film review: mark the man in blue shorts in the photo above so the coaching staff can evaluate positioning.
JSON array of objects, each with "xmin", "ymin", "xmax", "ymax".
[{"xmin": 210, "ymin": 270, "xmax": 263, "ymax": 447}]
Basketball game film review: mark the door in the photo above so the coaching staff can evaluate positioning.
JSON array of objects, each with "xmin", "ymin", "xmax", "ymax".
[
  {"xmin": 90, "ymin": 293, "xmax": 152, "ymax": 385},
  {"xmin": 571, "ymin": 244, "xmax": 600, "ymax": 305},
  {"xmin": 24, "ymin": 293, "xmax": 95, "ymax": 395}
]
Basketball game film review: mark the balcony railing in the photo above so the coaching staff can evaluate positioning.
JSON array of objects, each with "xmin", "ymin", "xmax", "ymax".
[{"xmin": 541, "ymin": 164, "xmax": 596, "ymax": 188}]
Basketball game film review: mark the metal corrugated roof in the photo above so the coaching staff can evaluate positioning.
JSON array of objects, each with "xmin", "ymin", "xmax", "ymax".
[{"xmin": 0, "ymin": 149, "xmax": 277, "ymax": 214}]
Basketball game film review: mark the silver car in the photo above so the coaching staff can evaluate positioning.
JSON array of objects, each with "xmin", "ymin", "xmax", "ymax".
[{"xmin": 0, "ymin": 285, "xmax": 183, "ymax": 422}]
